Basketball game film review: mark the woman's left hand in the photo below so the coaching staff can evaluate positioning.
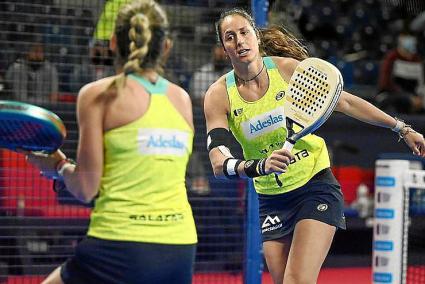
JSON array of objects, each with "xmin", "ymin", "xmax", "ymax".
[
  {"xmin": 26, "ymin": 150, "xmax": 67, "ymax": 179},
  {"xmin": 403, "ymin": 128, "xmax": 425, "ymax": 157}
]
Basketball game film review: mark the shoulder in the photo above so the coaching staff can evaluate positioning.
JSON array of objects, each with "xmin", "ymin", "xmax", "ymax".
[
  {"xmin": 42, "ymin": 60, "xmax": 57, "ymax": 70},
  {"xmin": 204, "ymin": 75, "xmax": 229, "ymax": 112},
  {"xmin": 79, "ymin": 75, "xmax": 116, "ymax": 97},
  {"xmin": 77, "ymin": 75, "xmax": 117, "ymax": 108},
  {"xmin": 167, "ymin": 80, "xmax": 192, "ymax": 107},
  {"xmin": 7, "ymin": 60, "xmax": 26, "ymax": 71},
  {"xmin": 165, "ymin": 80, "xmax": 194, "ymax": 128},
  {"xmin": 268, "ymin": 56, "xmax": 300, "ymax": 81},
  {"xmin": 269, "ymin": 56, "xmax": 300, "ymax": 70},
  {"xmin": 205, "ymin": 75, "xmax": 227, "ymax": 100}
]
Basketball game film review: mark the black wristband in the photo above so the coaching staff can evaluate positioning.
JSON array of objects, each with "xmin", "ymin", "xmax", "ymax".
[
  {"xmin": 244, "ymin": 158, "xmax": 266, "ymax": 178},
  {"xmin": 53, "ymin": 179, "xmax": 66, "ymax": 193},
  {"xmin": 223, "ymin": 158, "xmax": 242, "ymax": 179}
]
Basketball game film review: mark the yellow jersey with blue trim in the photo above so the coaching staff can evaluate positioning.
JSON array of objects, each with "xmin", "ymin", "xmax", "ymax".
[
  {"xmin": 87, "ymin": 74, "xmax": 197, "ymax": 244},
  {"xmin": 227, "ymin": 56, "xmax": 330, "ymax": 195}
]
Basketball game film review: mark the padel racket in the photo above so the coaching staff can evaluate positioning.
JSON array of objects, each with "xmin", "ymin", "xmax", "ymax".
[
  {"xmin": 276, "ymin": 58, "xmax": 343, "ymax": 182},
  {"xmin": 0, "ymin": 100, "xmax": 66, "ymax": 153}
]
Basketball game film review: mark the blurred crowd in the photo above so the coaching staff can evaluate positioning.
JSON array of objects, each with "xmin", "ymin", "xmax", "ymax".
[{"xmin": 0, "ymin": 0, "xmax": 424, "ymax": 114}]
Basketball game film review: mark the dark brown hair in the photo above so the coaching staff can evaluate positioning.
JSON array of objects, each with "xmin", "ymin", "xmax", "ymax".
[
  {"xmin": 260, "ymin": 25, "xmax": 308, "ymax": 61},
  {"xmin": 215, "ymin": 8, "xmax": 308, "ymax": 61}
]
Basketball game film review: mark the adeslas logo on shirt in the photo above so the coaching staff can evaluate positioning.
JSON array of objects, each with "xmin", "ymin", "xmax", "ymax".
[
  {"xmin": 241, "ymin": 107, "xmax": 285, "ymax": 140},
  {"xmin": 249, "ymin": 114, "xmax": 283, "ymax": 133},
  {"xmin": 147, "ymin": 135, "xmax": 185, "ymax": 149},
  {"xmin": 138, "ymin": 129, "xmax": 189, "ymax": 156}
]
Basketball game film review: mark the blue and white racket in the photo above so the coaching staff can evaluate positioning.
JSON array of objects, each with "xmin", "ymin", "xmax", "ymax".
[{"xmin": 0, "ymin": 100, "xmax": 66, "ymax": 153}]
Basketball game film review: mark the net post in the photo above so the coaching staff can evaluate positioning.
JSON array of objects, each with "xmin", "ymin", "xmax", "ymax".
[
  {"xmin": 373, "ymin": 159, "xmax": 412, "ymax": 284},
  {"xmin": 243, "ymin": 2, "xmax": 268, "ymax": 283},
  {"xmin": 251, "ymin": 0, "xmax": 269, "ymax": 27},
  {"xmin": 244, "ymin": 180, "xmax": 262, "ymax": 284},
  {"xmin": 373, "ymin": 157, "xmax": 425, "ymax": 283}
]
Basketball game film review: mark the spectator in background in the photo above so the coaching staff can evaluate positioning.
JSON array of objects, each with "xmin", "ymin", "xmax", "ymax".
[
  {"xmin": 164, "ymin": 39, "xmax": 193, "ymax": 91},
  {"xmin": 376, "ymin": 29, "xmax": 425, "ymax": 114},
  {"xmin": 4, "ymin": 42, "xmax": 58, "ymax": 103},
  {"xmin": 93, "ymin": 0, "xmax": 132, "ymax": 44},
  {"xmin": 186, "ymin": 44, "xmax": 230, "ymax": 196},
  {"xmin": 69, "ymin": 41, "xmax": 115, "ymax": 94},
  {"xmin": 0, "ymin": 41, "xmax": 10, "ymax": 96},
  {"xmin": 268, "ymin": 0, "xmax": 303, "ymax": 38},
  {"xmin": 93, "ymin": 0, "xmax": 192, "ymax": 89},
  {"xmin": 190, "ymin": 44, "xmax": 230, "ymax": 107}
]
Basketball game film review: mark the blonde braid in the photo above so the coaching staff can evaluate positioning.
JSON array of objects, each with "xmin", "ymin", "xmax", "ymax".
[
  {"xmin": 124, "ymin": 13, "xmax": 152, "ymax": 75},
  {"xmin": 116, "ymin": 13, "xmax": 152, "ymax": 93}
]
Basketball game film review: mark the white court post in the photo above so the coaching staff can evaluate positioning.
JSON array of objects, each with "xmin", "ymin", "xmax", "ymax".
[{"xmin": 373, "ymin": 159, "xmax": 425, "ymax": 284}]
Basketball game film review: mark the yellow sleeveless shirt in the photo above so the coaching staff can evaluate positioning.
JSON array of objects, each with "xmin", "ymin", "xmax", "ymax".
[
  {"xmin": 88, "ymin": 74, "xmax": 197, "ymax": 244},
  {"xmin": 227, "ymin": 57, "xmax": 330, "ymax": 195}
]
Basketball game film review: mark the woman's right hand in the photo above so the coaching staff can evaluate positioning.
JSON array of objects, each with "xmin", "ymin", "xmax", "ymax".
[
  {"xmin": 264, "ymin": 149, "xmax": 294, "ymax": 174},
  {"xmin": 26, "ymin": 149, "xmax": 67, "ymax": 179}
]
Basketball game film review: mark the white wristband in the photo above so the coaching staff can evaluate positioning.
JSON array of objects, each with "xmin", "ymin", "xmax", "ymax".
[
  {"xmin": 57, "ymin": 162, "xmax": 74, "ymax": 177},
  {"xmin": 391, "ymin": 118, "xmax": 405, "ymax": 133}
]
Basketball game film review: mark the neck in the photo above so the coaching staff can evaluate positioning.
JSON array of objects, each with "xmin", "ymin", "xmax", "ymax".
[
  {"xmin": 123, "ymin": 68, "xmax": 158, "ymax": 79},
  {"xmin": 235, "ymin": 60, "xmax": 265, "ymax": 85}
]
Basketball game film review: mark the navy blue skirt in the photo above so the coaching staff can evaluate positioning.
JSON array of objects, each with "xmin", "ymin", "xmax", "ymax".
[
  {"xmin": 258, "ymin": 168, "xmax": 346, "ymax": 242},
  {"xmin": 60, "ymin": 237, "xmax": 196, "ymax": 284}
]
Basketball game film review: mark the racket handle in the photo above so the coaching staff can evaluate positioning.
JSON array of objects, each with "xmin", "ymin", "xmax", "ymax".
[
  {"xmin": 276, "ymin": 140, "xmax": 295, "ymax": 177},
  {"xmin": 282, "ymin": 140, "xmax": 294, "ymax": 152}
]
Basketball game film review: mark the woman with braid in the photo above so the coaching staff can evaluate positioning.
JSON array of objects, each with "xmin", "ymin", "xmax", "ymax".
[
  {"xmin": 26, "ymin": 1, "xmax": 197, "ymax": 283},
  {"xmin": 205, "ymin": 8, "xmax": 425, "ymax": 284}
]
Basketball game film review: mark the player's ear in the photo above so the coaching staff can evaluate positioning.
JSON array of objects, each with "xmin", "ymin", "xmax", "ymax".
[
  {"xmin": 109, "ymin": 34, "xmax": 117, "ymax": 53},
  {"xmin": 220, "ymin": 46, "xmax": 228, "ymax": 58},
  {"xmin": 164, "ymin": 37, "xmax": 173, "ymax": 55}
]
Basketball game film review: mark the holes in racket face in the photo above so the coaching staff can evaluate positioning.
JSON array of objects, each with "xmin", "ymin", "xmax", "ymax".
[
  {"xmin": 0, "ymin": 119, "xmax": 62, "ymax": 151},
  {"xmin": 289, "ymin": 66, "xmax": 330, "ymax": 117}
]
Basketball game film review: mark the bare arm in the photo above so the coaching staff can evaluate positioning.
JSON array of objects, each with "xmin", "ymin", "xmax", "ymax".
[
  {"xmin": 272, "ymin": 56, "xmax": 299, "ymax": 82},
  {"xmin": 336, "ymin": 91, "xmax": 397, "ymax": 127},
  {"xmin": 27, "ymin": 80, "xmax": 106, "ymax": 203},
  {"xmin": 336, "ymin": 91, "xmax": 425, "ymax": 156},
  {"xmin": 204, "ymin": 81, "xmax": 232, "ymax": 178},
  {"xmin": 62, "ymin": 82, "xmax": 105, "ymax": 202}
]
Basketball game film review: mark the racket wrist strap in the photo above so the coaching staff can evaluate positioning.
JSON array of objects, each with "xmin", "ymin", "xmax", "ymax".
[
  {"xmin": 56, "ymin": 158, "xmax": 76, "ymax": 177},
  {"xmin": 244, "ymin": 158, "xmax": 267, "ymax": 178}
]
